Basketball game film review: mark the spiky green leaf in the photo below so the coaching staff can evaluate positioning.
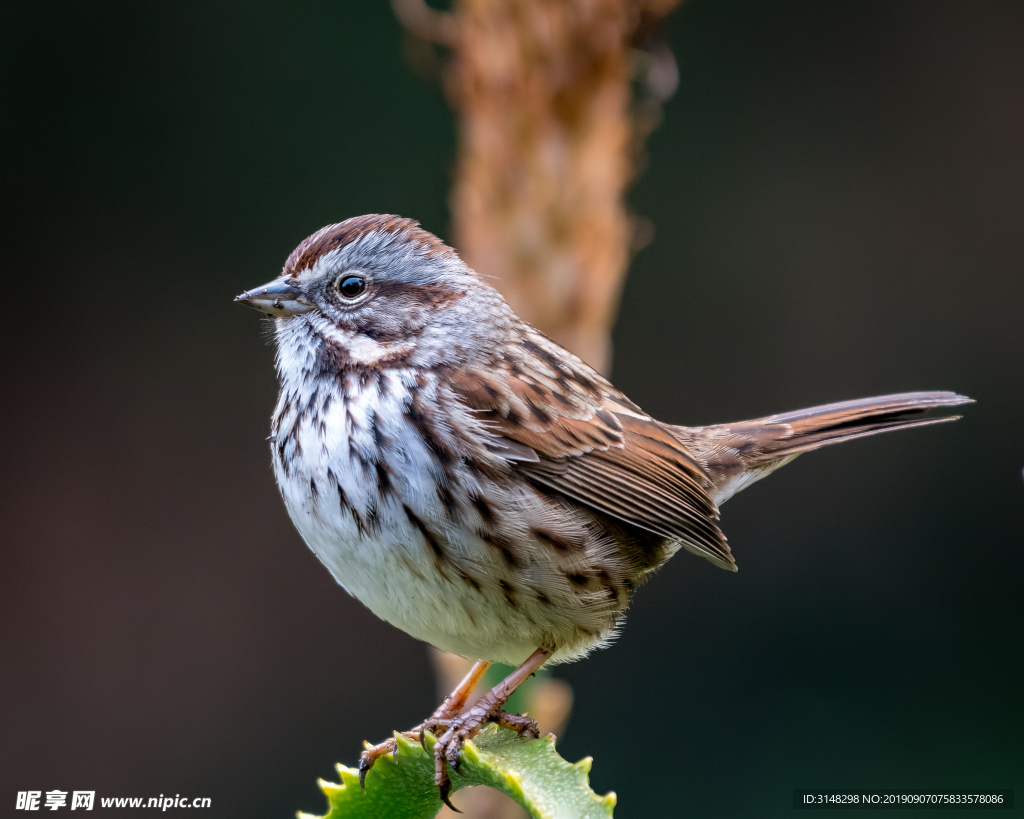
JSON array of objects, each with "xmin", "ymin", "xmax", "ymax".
[{"xmin": 300, "ymin": 726, "xmax": 615, "ymax": 819}]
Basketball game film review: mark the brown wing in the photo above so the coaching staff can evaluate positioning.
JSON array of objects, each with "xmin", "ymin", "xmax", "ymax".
[{"xmin": 448, "ymin": 340, "xmax": 735, "ymax": 571}]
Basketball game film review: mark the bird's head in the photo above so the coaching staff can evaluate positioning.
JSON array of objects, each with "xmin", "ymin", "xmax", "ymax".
[{"xmin": 236, "ymin": 215, "xmax": 509, "ymax": 371}]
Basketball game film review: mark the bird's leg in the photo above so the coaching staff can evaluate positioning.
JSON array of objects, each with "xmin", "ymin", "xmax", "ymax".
[
  {"xmin": 358, "ymin": 659, "xmax": 491, "ymax": 792},
  {"xmin": 434, "ymin": 648, "xmax": 552, "ymax": 808},
  {"xmin": 420, "ymin": 658, "xmax": 492, "ymax": 749}
]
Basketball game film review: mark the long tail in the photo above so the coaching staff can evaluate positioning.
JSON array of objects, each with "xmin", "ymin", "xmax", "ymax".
[{"xmin": 676, "ymin": 391, "xmax": 972, "ymax": 505}]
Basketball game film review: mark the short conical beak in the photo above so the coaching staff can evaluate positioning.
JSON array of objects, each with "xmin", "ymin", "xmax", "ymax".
[{"xmin": 234, "ymin": 276, "xmax": 313, "ymax": 317}]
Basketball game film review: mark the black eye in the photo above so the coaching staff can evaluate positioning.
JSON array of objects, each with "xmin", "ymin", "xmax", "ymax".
[{"xmin": 337, "ymin": 275, "xmax": 366, "ymax": 299}]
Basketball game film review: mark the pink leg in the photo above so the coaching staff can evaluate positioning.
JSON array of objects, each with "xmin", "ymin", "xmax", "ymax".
[{"xmin": 422, "ymin": 659, "xmax": 492, "ymax": 743}]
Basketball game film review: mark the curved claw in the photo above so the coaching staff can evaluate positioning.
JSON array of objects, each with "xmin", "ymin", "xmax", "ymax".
[
  {"xmin": 359, "ymin": 735, "xmax": 405, "ymax": 792},
  {"xmin": 434, "ymin": 735, "xmax": 462, "ymax": 812},
  {"xmin": 439, "ymin": 785, "xmax": 461, "ymax": 814},
  {"xmin": 357, "ymin": 755, "xmax": 371, "ymax": 794}
]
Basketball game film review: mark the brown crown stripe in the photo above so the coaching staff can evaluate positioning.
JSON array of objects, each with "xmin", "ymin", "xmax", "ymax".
[{"xmin": 284, "ymin": 214, "xmax": 454, "ymax": 276}]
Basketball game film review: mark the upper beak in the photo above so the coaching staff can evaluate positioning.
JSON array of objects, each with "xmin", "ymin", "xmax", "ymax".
[{"xmin": 234, "ymin": 276, "xmax": 313, "ymax": 317}]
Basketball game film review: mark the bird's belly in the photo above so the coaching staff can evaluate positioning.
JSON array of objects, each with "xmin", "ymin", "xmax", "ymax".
[
  {"xmin": 293, "ymin": 505, "xmax": 550, "ymax": 665},
  {"xmin": 274, "ymin": 456, "xmax": 561, "ymax": 665},
  {"xmin": 270, "ymin": 386, "xmax": 628, "ymax": 666}
]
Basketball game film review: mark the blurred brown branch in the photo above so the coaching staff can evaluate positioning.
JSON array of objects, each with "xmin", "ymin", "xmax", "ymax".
[
  {"xmin": 394, "ymin": 1, "xmax": 683, "ymax": 814},
  {"xmin": 395, "ymin": 0, "xmax": 682, "ymax": 374}
]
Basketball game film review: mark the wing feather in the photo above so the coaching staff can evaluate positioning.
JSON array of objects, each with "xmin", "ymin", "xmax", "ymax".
[{"xmin": 448, "ymin": 339, "xmax": 735, "ymax": 571}]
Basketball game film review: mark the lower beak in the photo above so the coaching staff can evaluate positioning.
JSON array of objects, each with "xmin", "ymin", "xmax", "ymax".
[{"xmin": 234, "ymin": 277, "xmax": 313, "ymax": 316}]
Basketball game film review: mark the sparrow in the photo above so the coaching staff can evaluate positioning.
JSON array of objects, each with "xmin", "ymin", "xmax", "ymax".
[{"xmin": 236, "ymin": 214, "xmax": 970, "ymax": 806}]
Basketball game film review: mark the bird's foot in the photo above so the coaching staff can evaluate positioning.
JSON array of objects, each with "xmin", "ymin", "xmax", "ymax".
[
  {"xmin": 359, "ymin": 651, "xmax": 552, "ymax": 811},
  {"xmin": 432, "ymin": 689, "xmax": 540, "ymax": 809},
  {"xmin": 358, "ymin": 730, "xmax": 420, "ymax": 791},
  {"xmin": 359, "ymin": 660, "xmax": 492, "ymax": 796},
  {"xmin": 419, "ymin": 690, "xmax": 473, "ymax": 752}
]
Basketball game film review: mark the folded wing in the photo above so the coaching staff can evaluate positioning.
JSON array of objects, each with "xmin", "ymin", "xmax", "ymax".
[{"xmin": 449, "ymin": 338, "xmax": 734, "ymax": 571}]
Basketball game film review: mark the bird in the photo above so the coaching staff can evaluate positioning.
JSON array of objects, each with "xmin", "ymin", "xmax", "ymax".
[{"xmin": 235, "ymin": 214, "xmax": 970, "ymax": 807}]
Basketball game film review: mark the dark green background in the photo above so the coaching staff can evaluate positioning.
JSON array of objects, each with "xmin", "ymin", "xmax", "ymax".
[{"xmin": 2, "ymin": 2, "xmax": 1021, "ymax": 817}]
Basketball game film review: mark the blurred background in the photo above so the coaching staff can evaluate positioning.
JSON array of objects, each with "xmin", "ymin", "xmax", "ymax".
[{"xmin": 2, "ymin": 1, "xmax": 1022, "ymax": 817}]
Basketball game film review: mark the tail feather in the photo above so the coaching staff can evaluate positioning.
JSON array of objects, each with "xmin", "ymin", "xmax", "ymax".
[
  {"xmin": 735, "ymin": 391, "xmax": 972, "ymax": 462},
  {"xmin": 676, "ymin": 391, "xmax": 972, "ymax": 505}
]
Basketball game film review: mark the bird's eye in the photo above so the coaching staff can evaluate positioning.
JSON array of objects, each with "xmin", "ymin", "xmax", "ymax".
[{"xmin": 337, "ymin": 275, "xmax": 367, "ymax": 299}]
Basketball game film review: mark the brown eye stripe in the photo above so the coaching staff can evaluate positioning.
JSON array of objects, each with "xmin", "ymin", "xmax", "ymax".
[{"xmin": 370, "ymin": 280, "xmax": 464, "ymax": 308}]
